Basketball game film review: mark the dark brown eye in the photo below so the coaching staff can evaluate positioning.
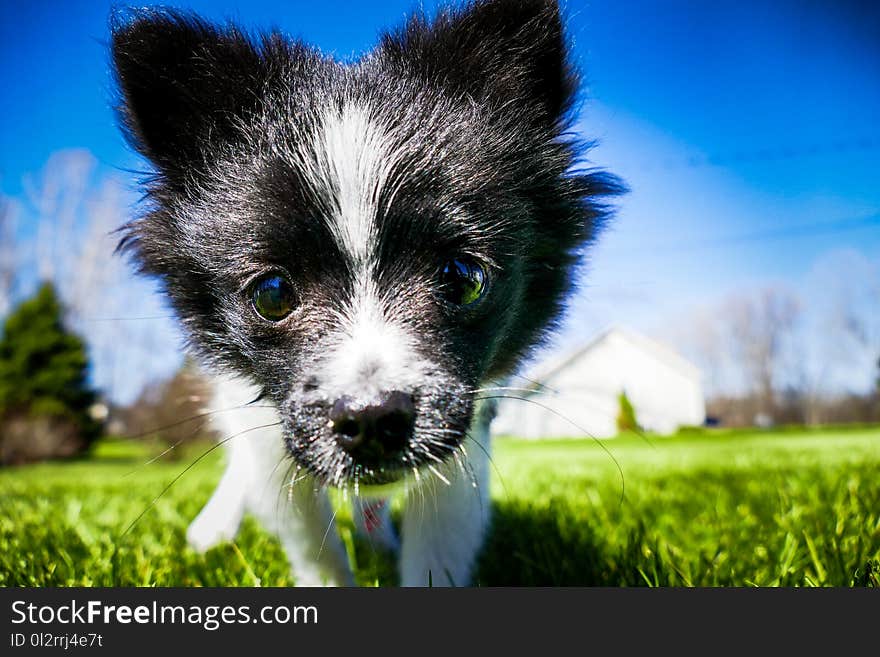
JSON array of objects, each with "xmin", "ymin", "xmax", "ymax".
[
  {"xmin": 439, "ymin": 258, "xmax": 488, "ymax": 307},
  {"xmin": 251, "ymin": 274, "xmax": 296, "ymax": 321}
]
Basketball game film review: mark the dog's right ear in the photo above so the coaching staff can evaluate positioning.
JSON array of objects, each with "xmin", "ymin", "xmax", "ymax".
[
  {"xmin": 381, "ymin": 0, "xmax": 576, "ymax": 129},
  {"xmin": 110, "ymin": 10, "xmax": 270, "ymax": 171}
]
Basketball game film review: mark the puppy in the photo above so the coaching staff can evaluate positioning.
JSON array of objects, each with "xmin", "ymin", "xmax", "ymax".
[{"xmin": 111, "ymin": 0, "xmax": 619, "ymax": 586}]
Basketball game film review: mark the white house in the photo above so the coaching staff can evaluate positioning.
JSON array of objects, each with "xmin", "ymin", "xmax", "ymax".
[{"xmin": 492, "ymin": 326, "xmax": 706, "ymax": 438}]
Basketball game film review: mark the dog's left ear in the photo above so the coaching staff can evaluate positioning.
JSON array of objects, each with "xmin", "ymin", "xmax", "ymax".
[
  {"xmin": 382, "ymin": 0, "xmax": 575, "ymax": 126},
  {"xmin": 110, "ymin": 9, "xmax": 278, "ymax": 172}
]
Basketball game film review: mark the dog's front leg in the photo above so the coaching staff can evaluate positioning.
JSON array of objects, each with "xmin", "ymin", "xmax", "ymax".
[
  {"xmin": 240, "ymin": 433, "xmax": 355, "ymax": 587},
  {"xmin": 257, "ymin": 478, "xmax": 356, "ymax": 587},
  {"xmin": 399, "ymin": 400, "xmax": 494, "ymax": 587},
  {"xmin": 193, "ymin": 375, "xmax": 354, "ymax": 586},
  {"xmin": 186, "ymin": 453, "xmax": 248, "ymax": 553}
]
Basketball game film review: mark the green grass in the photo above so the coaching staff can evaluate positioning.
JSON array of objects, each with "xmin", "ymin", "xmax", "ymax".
[{"xmin": 1, "ymin": 427, "xmax": 878, "ymax": 586}]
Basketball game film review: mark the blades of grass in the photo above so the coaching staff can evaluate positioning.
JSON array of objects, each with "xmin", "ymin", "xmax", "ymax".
[
  {"xmin": 777, "ymin": 532, "xmax": 800, "ymax": 584},
  {"xmin": 339, "ymin": 525, "xmax": 358, "ymax": 575},
  {"xmin": 121, "ymin": 420, "xmax": 281, "ymax": 537},
  {"xmin": 475, "ymin": 394, "xmax": 627, "ymax": 507},
  {"xmin": 637, "ymin": 567, "xmax": 656, "ymax": 587},
  {"xmin": 802, "ymin": 530, "xmax": 827, "ymax": 585},
  {"xmin": 231, "ymin": 542, "xmax": 261, "ymax": 587}
]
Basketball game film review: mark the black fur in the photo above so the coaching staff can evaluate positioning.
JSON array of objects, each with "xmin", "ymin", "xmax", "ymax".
[{"xmin": 111, "ymin": 0, "xmax": 623, "ymax": 486}]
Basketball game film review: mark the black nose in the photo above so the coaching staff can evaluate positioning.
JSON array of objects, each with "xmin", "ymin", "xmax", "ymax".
[{"xmin": 330, "ymin": 391, "xmax": 415, "ymax": 458}]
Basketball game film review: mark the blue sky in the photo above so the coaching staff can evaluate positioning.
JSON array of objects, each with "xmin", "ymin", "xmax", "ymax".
[{"xmin": 1, "ymin": 0, "xmax": 879, "ymax": 400}]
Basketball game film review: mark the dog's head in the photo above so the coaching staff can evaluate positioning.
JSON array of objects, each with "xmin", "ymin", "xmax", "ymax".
[{"xmin": 111, "ymin": 0, "xmax": 620, "ymax": 486}]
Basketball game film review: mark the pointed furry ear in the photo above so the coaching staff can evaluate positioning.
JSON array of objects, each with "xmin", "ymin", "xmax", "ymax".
[
  {"xmin": 381, "ymin": 0, "xmax": 575, "ymax": 125},
  {"xmin": 110, "ymin": 10, "xmax": 269, "ymax": 169}
]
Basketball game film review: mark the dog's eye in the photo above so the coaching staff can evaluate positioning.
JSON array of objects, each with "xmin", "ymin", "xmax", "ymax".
[
  {"xmin": 251, "ymin": 274, "xmax": 296, "ymax": 321},
  {"xmin": 439, "ymin": 258, "xmax": 488, "ymax": 307}
]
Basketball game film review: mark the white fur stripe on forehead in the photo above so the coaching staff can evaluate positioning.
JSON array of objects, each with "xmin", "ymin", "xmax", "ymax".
[{"xmin": 311, "ymin": 102, "xmax": 402, "ymax": 263}]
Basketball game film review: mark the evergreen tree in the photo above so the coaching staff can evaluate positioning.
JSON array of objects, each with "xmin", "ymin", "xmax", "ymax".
[{"xmin": 0, "ymin": 283, "xmax": 101, "ymax": 459}]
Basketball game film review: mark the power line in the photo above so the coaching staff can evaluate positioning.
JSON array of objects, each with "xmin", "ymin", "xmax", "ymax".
[
  {"xmin": 631, "ymin": 136, "xmax": 880, "ymax": 171},
  {"xmin": 617, "ymin": 212, "xmax": 880, "ymax": 254}
]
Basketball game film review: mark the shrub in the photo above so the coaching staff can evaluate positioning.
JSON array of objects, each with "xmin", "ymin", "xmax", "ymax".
[
  {"xmin": 616, "ymin": 390, "xmax": 639, "ymax": 434},
  {"xmin": 119, "ymin": 359, "xmax": 217, "ymax": 459}
]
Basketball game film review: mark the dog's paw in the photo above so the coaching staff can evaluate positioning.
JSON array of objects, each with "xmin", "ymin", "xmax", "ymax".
[{"xmin": 186, "ymin": 516, "xmax": 237, "ymax": 553}]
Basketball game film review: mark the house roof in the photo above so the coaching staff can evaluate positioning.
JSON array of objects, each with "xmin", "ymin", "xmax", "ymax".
[{"xmin": 520, "ymin": 325, "xmax": 702, "ymax": 391}]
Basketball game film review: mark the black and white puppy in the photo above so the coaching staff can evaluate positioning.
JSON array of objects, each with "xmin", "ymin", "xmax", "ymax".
[{"xmin": 111, "ymin": 0, "xmax": 619, "ymax": 586}]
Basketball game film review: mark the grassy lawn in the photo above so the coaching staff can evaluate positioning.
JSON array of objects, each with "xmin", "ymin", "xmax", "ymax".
[{"xmin": 1, "ymin": 426, "xmax": 878, "ymax": 587}]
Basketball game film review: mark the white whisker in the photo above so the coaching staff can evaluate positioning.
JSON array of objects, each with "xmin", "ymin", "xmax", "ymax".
[{"xmin": 427, "ymin": 464, "xmax": 450, "ymax": 486}]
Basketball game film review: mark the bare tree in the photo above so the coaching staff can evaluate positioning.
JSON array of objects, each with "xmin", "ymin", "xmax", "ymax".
[
  {"xmin": 833, "ymin": 263, "xmax": 880, "ymax": 388},
  {"xmin": 119, "ymin": 358, "xmax": 217, "ymax": 456},
  {"xmin": 832, "ymin": 257, "xmax": 880, "ymax": 417},
  {"xmin": 804, "ymin": 250, "xmax": 880, "ymax": 404},
  {"xmin": 725, "ymin": 286, "xmax": 801, "ymax": 420},
  {"xmin": 655, "ymin": 250, "xmax": 878, "ymax": 427},
  {"xmin": 15, "ymin": 150, "xmax": 183, "ymax": 405},
  {"xmin": 667, "ymin": 304, "xmax": 732, "ymax": 399}
]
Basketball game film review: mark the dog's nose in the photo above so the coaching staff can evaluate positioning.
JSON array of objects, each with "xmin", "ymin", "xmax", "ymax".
[{"xmin": 330, "ymin": 391, "xmax": 415, "ymax": 457}]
